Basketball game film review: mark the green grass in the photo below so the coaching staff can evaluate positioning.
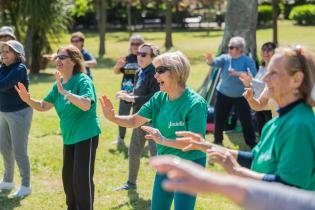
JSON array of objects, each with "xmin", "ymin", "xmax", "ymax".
[{"xmin": 1, "ymin": 20, "xmax": 315, "ymax": 210}]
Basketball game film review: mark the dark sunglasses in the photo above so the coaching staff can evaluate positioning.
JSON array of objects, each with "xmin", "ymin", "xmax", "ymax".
[
  {"xmin": 155, "ymin": 66, "xmax": 172, "ymax": 74},
  {"xmin": 131, "ymin": 42, "xmax": 142, "ymax": 46},
  {"xmin": 71, "ymin": 38, "xmax": 83, "ymax": 43},
  {"xmin": 55, "ymin": 54, "xmax": 70, "ymax": 60},
  {"xmin": 137, "ymin": 52, "xmax": 149, "ymax": 58},
  {"xmin": 262, "ymin": 46, "xmax": 275, "ymax": 52},
  {"xmin": 228, "ymin": 46, "xmax": 238, "ymax": 50}
]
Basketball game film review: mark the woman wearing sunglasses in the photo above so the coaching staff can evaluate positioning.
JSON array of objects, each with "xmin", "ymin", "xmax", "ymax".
[
  {"xmin": 106, "ymin": 43, "xmax": 159, "ymax": 191},
  {"xmin": 0, "ymin": 40, "xmax": 33, "ymax": 197},
  {"xmin": 15, "ymin": 45, "xmax": 101, "ymax": 210},
  {"xmin": 240, "ymin": 42, "xmax": 277, "ymax": 135},
  {"xmin": 205, "ymin": 36, "xmax": 257, "ymax": 148},
  {"xmin": 100, "ymin": 51, "xmax": 207, "ymax": 210},
  {"xmin": 112, "ymin": 34, "xmax": 144, "ymax": 147}
]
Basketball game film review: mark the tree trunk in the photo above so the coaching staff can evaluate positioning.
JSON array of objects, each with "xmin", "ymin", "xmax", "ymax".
[
  {"xmin": 98, "ymin": 0, "xmax": 107, "ymax": 58},
  {"xmin": 24, "ymin": 26, "xmax": 33, "ymax": 67},
  {"xmin": 164, "ymin": 0, "xmax": 173, "ymax": 50},
  {"xmin": 30, "ymin": 31, "xmax": 41, "ymax": 74},
  {"xmin": 127, "ymin": 2, "xmax": 132, "ymax": 37},
  {"xmin": 219, "ymin": 0, "xmax": 258, "ymax": 61},
  {"xmin": 272, "ymin": 0, "xmax": 278, "ymax": 46}
]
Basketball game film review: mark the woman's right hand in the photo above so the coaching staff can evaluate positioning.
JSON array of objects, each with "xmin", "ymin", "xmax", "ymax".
[
  {"xmin": 239, "ymin": 72, "xmax": 252, "ymax": 87},
  {"xmin": 204, "ymin": 53, "xmax": 213, "ymax": 65},
  {"xmin": 99, "ymin": 95, "xmax": 115, "ymax": 121},
  {"xmin": 15, "ymin": 82, "xmax": 31, "ymax": 103},
  {"xmin": 175, "ymin": 131, "xmax": 213, "ymax": 152},
  {"xmin": 115, "ymin": 57, "xmax": 126, "ymax": 69},
  {"xmin": 243, "ymin": 88, "xmax": 254, "ymax": 101}
]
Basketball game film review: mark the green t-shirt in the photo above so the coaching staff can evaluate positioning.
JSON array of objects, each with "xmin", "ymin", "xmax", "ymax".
[
  {"xmin": 43, "ymin": 73, "xmax": 101, "ymax": 145},
  {"xmin": 138, "ymin": 88, "xmax": 207, "ymax": 161},
  {"xmin": 251, "ymin": 103, "xmax": 315, "ymax": 190}
]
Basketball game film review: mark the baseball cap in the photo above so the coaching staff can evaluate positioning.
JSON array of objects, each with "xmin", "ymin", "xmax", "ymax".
[
  {"xmin": 0, "ymin": 40, "xmax": 25, "ymax": 56},
  {"xmin": 0, "ymin": 26, "xmax": 16, "ymax": 39}
]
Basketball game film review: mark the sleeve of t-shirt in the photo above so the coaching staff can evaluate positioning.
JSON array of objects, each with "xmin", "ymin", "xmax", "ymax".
[
  {"xmin": 211, "ymin": 54, "xmax": 226, "ymax": 68},
  {"xmin": 137, "ymin": 92, "xmax": 159, "ymax": 120},
  {"xmin": 77, "ymin": 78, "xmax": 95, "ymax": 103},
  {"xmin": 43, "ymin": 83, "xmax": 56, "ymax": 104},
  {"xmin": 186, "ymin": 100, "xmax": 207, "ymax": 137},
  {"xmin": 246, "ymin": 57, "xmax": 257, "ymax": 77},
  {"xmin": 276, "ymin": 123, "xmax": 314, "ymax": 189}
]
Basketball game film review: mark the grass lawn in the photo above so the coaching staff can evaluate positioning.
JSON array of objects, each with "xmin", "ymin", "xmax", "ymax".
[{"xmin": 0, "ymin": 20, "xmax": 314, "ymax": 210}]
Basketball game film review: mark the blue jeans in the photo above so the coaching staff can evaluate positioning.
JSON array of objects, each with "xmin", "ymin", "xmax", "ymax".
[{"xmin": 151, "ymin": 157, "xmax": 206, "ymax": 210}]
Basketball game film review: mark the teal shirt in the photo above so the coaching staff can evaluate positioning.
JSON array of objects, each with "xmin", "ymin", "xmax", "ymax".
[
  {"xmin": 251, "ymin": 103, "xmax": 315, "ymax": 190},
  {"xmin": 138, "ymin": 88, "xmax": 207, "ymax": 161},
  {"xmin": 44, "ymin": 73, "xmax": 101, "ymax": 145}
]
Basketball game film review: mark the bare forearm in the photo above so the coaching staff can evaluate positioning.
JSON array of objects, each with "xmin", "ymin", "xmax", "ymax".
[
  {"xmin": 110, "ymin": 114, "xmax": 145, "ymax": 128},
  {"xmin": 66, "ymin": 93, "xmax": 91, "ymax": 111},
  {"xmin": 234, "ymin": 167, "xmax": 265, "ymax": 180},
  {"xmin": 247, "ymin": 97, "xmax": 268, "ymax": 111},
  {"xmin": 26, "ymin": 98, "xmax": 50, "ymax": 112},
  {"xmin": 85, "ymin": 60, "xmax": 97, "ymax": 68}
]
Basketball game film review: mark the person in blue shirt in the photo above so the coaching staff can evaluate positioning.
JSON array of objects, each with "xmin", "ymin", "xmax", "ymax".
[
  {"xmin": 205, "ymin": 36, "xmax": 257, "ymax": 148},
  {"xmin": 43, "ymin": 31, "xmax": 97, "ymax": 80},
  {"xmin": 0, "ymin": 40, "xmax": 33, "ymax": 197}
]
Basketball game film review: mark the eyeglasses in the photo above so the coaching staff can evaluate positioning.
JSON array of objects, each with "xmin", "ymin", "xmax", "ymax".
[
  {"xmin": 137, "ymin": 52, "xmax": 149, "ymax": 58},
  {"xmin": 228, "ymin": 46, "xmax": 237, "ymax": 50},
  {"xmin": 262, "ymin": 46, "xmax": 275, "ymax": 52},
  {"xmin": 55, "ymin": 54, "xmax": 70, "ymax": 60},
  {"xmin": 131, "ymin": 42, "xmax": 142, "ymax": 46},
  {"xmin": 155, "ymin": 66, "xmax": 172, "ymax": 74},
  {"xmin": 71, "ymin": 38, "xmax": 83, "ymax": 43}
]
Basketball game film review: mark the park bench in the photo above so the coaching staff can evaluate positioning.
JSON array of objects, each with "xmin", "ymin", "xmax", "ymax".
[
  {"xmin": 183, "ymin": 16, "xmax": 202, "ymax": 28},
  {"xmin": 143, "ymin": 18, "xmax": 162, "ymax": 29}
]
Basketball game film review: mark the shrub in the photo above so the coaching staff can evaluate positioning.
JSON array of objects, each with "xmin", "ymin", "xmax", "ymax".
[
  {"xmin": 258, "ymin": 5, "xmax": 273, "ymax": 25},
  {"xmin": 289, "ymin": 5, "xmax": 315, "ymax": 25}
]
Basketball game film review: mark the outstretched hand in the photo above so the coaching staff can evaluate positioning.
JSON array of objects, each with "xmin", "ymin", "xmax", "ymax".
[
  {"xmin": 15, "ymin": 82, "xmax": 30, "ymax": 103},
  {"xmin": 175, "ymin": 131, "xmax": 212, "ymax": 152},
  {"xmin": 141, "ymin": 125, "xmax": 165, "ymax": 144},
  {"xmin": 55, "ymin": 71, "xmax": 67, "ymax": 96},
  {"xmin": 207, "ymin": 149, "xmax": 241, "ymax": 175},
  {"xmin": 243, "ymin": 88, "xmax": 254, "ymax": 101},
  {"xmin": 99, "ymin": 95, "xmax": 115, "ymax": 121}
]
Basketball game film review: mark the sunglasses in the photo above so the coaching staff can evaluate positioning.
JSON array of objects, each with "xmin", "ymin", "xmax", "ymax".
[
  {"xmin": 131, "ymin": 42, "xmax": 142, "ymax": 46},
  {"xmin": 262, "ymin": 46, "xmax": 275, "ymax": 52},
  {"xmin": 71, "ymin": 38, "xmax": 83, "ymax": 43},
  {"xmin": 55, "ymin": 54, "xmax": 70, "ymax": 60},
  {"xmin": 155, "ymin": 66, "xmax": 172, "ymax": 74},
  {"xmin": 228, "ymin": 46, "xmax": 238, "ymax": 50},
  {"xmin": 137, "ymin": 52, "xmax": 149, "ymax": 58}
]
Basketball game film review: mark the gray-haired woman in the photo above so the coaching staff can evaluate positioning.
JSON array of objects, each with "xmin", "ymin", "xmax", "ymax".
[
  {"xmin": 0, "ymin": 40, "xmax": 33, "ymax": 197},
  {"xmin": 112, "ymin": 34, "xmax": 145, "ymax": 147},
  {"xmin": 205, "ymin": 36, "xmax": 257, "ymax": 148}
]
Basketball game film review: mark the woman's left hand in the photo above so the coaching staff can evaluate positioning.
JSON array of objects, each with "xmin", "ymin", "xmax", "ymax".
[
  {"xmin": 141, "ymin": 126, "xmax": 165, "ymax": 144},
  {"xmin": 116, "ymin": 92, "xmax": 135, "ymax": 103},
  {"xmin": 55, "ymin": 71, "xmax": 67, "ymax": 96},
  {"xmin": 207, "ymin": 149, "xmax": 241, "ymax": 175}
]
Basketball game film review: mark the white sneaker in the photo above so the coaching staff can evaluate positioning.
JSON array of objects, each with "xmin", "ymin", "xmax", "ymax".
[
  {"xmin": 10, "ymin": 185, "xmax": 32, "ymax": 198},
  {"xmin": 0, "ymin": 181, "xmax": 15, "ymax": 190}
]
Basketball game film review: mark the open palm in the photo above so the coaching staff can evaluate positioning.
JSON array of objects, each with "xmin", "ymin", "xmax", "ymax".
[
  {"xmin": 15, "ymin": 82, "xmax": 30, "ymax": 103},
  {"xmin": 99, "ymin": 95, "xmax": 115, "ymax": 121}
]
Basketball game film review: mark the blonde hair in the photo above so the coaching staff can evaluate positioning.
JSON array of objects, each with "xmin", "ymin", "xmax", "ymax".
[
  {"xmin": 153, "ymin": 51, "xmax": 190, "ymax": 87},
  {"xmin": 275, "ymin": 47, "xmax": 315, "ymax": 106},
  {"xmin": 57, "ymin": 45, "xmax": 85, "ymax": 75}
]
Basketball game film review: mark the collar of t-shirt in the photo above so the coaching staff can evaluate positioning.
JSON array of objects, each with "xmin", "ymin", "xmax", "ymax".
[{"xmin": 277, "ymin": 99, "xmax": 304, "ymax": 117}]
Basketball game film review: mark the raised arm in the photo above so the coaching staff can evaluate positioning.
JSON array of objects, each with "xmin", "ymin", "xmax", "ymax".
[
  {"xmin": 243, "ymin": 87, "xmax": 269, "ymax": 111},
  {"xmin": 15, "ymin": 82, "xmax": 53, "ymax": 112},
  {"xmin": 99, "ymin": 95, "xmax": 148, "ymax": 128}
]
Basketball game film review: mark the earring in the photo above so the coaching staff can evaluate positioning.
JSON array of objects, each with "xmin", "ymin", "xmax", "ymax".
[{"xmin": 293, "ymin": 88, "xmax": 300, "ymax": 96}]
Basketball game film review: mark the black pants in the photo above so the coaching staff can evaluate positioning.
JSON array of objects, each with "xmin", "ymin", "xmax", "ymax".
[
  {"xmin": 256, "ymin": 110, "xmax": 272, "ymax": 135},
  {"xmin": 118, "ymin": 100, "xmax": 132, "ymax": 139},
  {"xmin": 214, "ymin": 92, "xmax": 256, "ymax": 148},
  {"xmin": 62, "ymin": 136, "xmax": 99, "ymax": 210}
]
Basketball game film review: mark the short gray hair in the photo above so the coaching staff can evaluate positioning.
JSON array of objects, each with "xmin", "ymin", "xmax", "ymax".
[
  {"xmin": 129, "ymin": 34, "xmax": 144, "ymax": 44},
  {"xmin": 153, "ymin": 51, "xmax": 190, "ymax": 87},
  {"xmin": 229, "ymin": 36, "xmax": 246, "ymax": 52}
]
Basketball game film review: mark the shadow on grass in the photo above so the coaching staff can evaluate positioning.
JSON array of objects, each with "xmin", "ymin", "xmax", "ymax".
[
  {"xmin": 95, "ymin": 57, "xmax": 116, "ymax": 69},
  {"xmin": 109, "ymin": 143, "xmax": 129, "ymax": 159},
  {"xmin": 0, "ymin": 192, "xmax": 24, "ymax": 210},
  {"xmin": 109, "ymin": 190, "xmax": 151, "ymax": 210}
]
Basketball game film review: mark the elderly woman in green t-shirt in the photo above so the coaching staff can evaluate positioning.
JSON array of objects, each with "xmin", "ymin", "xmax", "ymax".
[
  {"xmin": 176, "ymin": 47, "xmax": 315, "ymax": 191},
  {"xmin": 100, "ymin": 51, "xmax": 207, "ymax": 210},
  {"xmin": 15, "ymin": 45, "xmax": 101, "ymax": 210}
]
